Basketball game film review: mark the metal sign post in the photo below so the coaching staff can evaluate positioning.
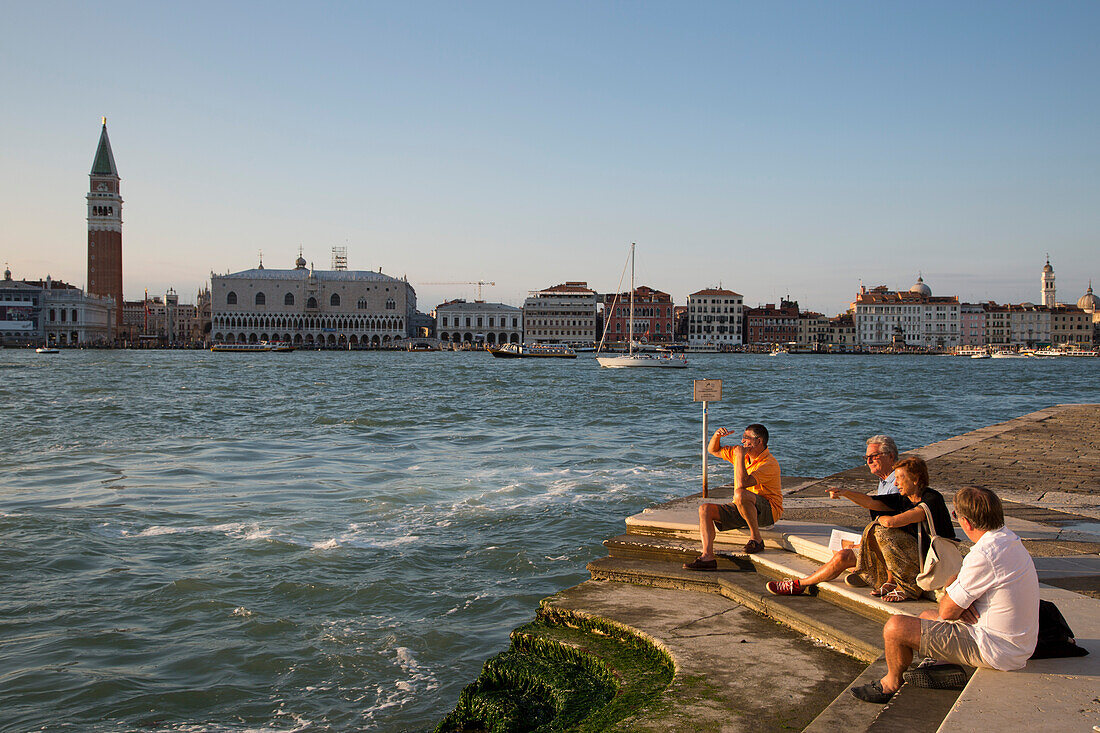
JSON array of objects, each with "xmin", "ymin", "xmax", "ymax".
[{"xmin": 692, "ymin": 379, "xmax": 722, "ymax": 498}]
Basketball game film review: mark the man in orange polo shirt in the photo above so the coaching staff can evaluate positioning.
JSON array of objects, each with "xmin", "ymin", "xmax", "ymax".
[{"xmin": 684, "ymin": 423, "xmax": 782, "ymax": 569}]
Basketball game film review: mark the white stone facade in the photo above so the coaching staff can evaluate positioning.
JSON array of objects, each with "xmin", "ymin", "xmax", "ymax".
[
  {"xmin": 434, "ymin": 300, "xmax": 522, "ymax": 345},
  {"xmin": 853, "ymin": 281, "xmax": 960, "ymax": 349},
  {"xmin": 43, "ymin": 284, "xmax": 115, "ymax": 345},
  {"xmin": 687, "ymin": 288, "xmax": 743, "ymax": 347},
  {"xmin": 211, "ymin": 261, "xmax": 417, "ymax": 347},
  {"xmin": 522, "ymin": 282, "xmax": 597, "ymax": 345}
]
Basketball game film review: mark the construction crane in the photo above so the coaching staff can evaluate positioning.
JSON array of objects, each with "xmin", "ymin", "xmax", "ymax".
[{"xmin": 421, "ymin": 281, "xmax": 496, "ymax": 301}]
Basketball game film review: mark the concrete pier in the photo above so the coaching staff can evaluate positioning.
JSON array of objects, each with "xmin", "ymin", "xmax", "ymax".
[{"xmin": 438, "ymin": 405, "xmax": 1100, "ymax": 732}]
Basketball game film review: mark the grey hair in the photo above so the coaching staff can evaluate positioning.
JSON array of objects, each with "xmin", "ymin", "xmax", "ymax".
[{"xmin": 866, "ymin": 435, "xmax": 899, "ymax": 459}]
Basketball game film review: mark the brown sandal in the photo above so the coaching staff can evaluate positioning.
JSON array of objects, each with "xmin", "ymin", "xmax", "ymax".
[{"xmin": 743, "ymin": 539, "xmax": 765, "ymax": 554}]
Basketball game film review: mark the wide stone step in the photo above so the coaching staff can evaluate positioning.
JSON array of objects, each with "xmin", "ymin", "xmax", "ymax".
[
  {"xmin": 606, "ymin": 531, "xmax": 940, "ymax": 624},
  {"xmin": 586, "ymin": 555, "xmax": 886, "ymax": 663}
]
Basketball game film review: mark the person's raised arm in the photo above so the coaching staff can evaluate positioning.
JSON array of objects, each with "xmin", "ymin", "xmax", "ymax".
[
  {"xmin": 708, "ymin": 427, "xmax": 729, "ymax": 458},
  {"xmin": 827, "ymin": 488, "xmax": 891, "ymax": 512}
]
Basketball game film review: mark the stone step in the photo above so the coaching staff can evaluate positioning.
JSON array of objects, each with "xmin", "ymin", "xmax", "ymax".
[
  {"xmin": 586, "ymin": 555, "xmax": 886, "ymax": 663},
  {"xmin": 605, "ymin": 532, "xmax": 940, "ymax": 624}
]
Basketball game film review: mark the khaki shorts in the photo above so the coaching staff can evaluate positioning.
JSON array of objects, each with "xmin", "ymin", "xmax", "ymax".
[
  {"xmin": 919, "ymin": 618, "xmax": 987, "ymax": 669},
  {"xmin": 714, "ymin": 492, "xmax": 774, "ymax": 531}
]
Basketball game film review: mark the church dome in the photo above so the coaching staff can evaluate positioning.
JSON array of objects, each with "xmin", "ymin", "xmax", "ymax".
[
  {"xmin": 295, "ymin": 254, "xmax": 307, "ymax": 269},
  {"xmin": 1078, "ymin": 282, "xmax": 1099, "ymax": 313},
  {"xmin": 1043, "ymin": 258, "xmax": 1054, "ymax": 273},
  {"xmin": 909, "ymin": 275, "xmax": 931, "ymax": 297}
]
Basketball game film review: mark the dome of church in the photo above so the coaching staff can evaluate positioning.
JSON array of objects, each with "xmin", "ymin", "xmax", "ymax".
[
  {"xmin": 1043, "ymin": 259, "xmax": 1054, "ymax": 273},
  {"xmin": 1078, "ymin": 282, "xmax": 1099, "ymax": 313},
  {"xmin": 295, "ymin": 254, "xmax": 307, "ymax": 269},
  {"xmin": 909, "ymin": 275, "xmax": 931, "ymax": 297}
]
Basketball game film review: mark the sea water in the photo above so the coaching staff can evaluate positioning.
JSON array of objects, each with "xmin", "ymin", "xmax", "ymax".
[{"xmin": 2, "ymin": 350, "xmax": 1096, "ymax": 731}]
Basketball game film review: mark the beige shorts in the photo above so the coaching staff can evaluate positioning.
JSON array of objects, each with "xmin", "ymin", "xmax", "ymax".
[{"xmin": 919, "ymin": 618, "xmax": 987, "ymax": 669}]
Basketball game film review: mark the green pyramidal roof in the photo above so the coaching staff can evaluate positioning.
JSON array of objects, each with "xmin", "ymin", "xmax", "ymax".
[{"xmin": 90, "ymin": 124, "xmax": 118, "ymax": 176}]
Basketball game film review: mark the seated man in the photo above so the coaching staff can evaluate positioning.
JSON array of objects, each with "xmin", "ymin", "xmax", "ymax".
[
  {"xmin": 865, "ymin": 434, "xmax": 899, "ymax": 496},
  {"xmin": 851, "ymin": 486, "xmax": 1040, "ymax": 703},
  {"xmin": 684, "ymin": 423, "xmax": 782, "ymax": 569}
]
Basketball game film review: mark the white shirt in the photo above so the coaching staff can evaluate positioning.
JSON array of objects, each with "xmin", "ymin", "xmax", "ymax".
[
  {"xmin": 945, "ymin": 526, "xmax": 1039, "ymax": 671},
  {"xmin": 875, "ymin": 470, "xmax": 898, "ymax": 495}
]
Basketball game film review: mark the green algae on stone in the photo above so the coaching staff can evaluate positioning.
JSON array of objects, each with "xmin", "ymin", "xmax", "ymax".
[{"xmin": 436, "ymin": 605, "xmax": 675, "ymax": 733}]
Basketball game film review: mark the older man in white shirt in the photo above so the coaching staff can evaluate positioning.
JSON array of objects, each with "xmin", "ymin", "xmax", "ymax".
[
  {"xmin": 865, "ymin": 434, "xmax": 899, "ymax": 496},
  {"xmin": 851, "ymin": 486, "xmax": 1040, "ymax": 704}
]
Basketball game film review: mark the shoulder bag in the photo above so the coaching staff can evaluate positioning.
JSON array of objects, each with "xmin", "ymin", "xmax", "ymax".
[{"xmin": 915, "ymin": 502, "xmax": 964, "ymax": 591}]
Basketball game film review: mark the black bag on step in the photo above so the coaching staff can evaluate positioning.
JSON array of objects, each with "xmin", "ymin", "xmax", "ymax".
[{"xmin": 1029, "ymin": 599, "xmax": 1089, "ymax": 659}]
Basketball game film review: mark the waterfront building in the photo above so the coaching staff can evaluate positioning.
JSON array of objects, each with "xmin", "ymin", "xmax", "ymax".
[
  {"xmin": 0, "ymin": 269, "xmax": 114, "ymax": 346},
  {"xmin": 35, "ymin": 277, "xmax": 115, "ymax": 346},
  {"xmin": 960, "ymin": 303, "xmax": 986, "ymax": 347},
  {"xmin": 210, "ymin": 254, "xmax": 417, "ymax": 347},
  {"xmin": 686, "ymin": 288, "xmax": 743, "ymax": 347},
  {"xmin": 1041, "ymin": 257, "xmax": 1056, "ymax": 308},
  {"xmin": 522, "ymin": 282, "xmax": 597, "ymax": 345},
  {"xmin": 602, "ymin": 286, "xmax": 675, "ymax": 344},
  {"xmin": 1049, "ymin": 305, "xmax": 1093, "ymax": 347},
  {"xmin": 87, "ymin": 120, "xmax": 123, "ymax": 338},
  {"xmin": 434, "ymin": 299, "xmax": 522, "ymax": 345},
  {"xmin": 744, "ymin": 300, "xmax": 799, "ymax": 346},
  {"xmin": 795, "ymin": 311, "xmax": 830, "ymax": 348},
  {"xmin": 852, "ymin": 277, "xmax": 960, "ymax": 349},
  {"xmin": 1076, "ymin": 282, "xmax": 1100, "ymax": 344},
  {"xmin": 983, "ymin": 303, "xmax": 1011, "ymax": 347},
  {"xmin": 825, "ymin": 313, "xmax": 857, "ymax": 350},
  {"xmin": 0, "ymin": 267, "xmax": 45, "ymax": 346},
  {"xmin": 673, "ymin": 306, "xmax": 688, "ymax": 341}
]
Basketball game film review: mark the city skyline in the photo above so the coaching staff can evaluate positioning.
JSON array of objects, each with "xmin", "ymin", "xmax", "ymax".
[{"xmin": 3, "ymin": 2, "xmax": 1098, "ymax": 313}]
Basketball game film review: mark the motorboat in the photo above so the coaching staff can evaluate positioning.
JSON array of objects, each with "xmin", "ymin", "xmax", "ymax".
[
  {"xmin": 210, "ymin": 343, "xmax": 272, "ymax": 352},
  {"xmin": 35, "ymin": 346, "xmax": 60, "ymax": 354},
  {"xmin": 596, "ymin": 244, "xmax": 688, "ymax": 369},
  {"xmin": 490, "ymin": 342, "xmax": 577, "ymax": 359}
]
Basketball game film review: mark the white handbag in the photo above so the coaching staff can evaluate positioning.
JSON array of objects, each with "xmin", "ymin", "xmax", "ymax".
[{"xmin": 915, "ymin": 502, "xmax": 964, "ymax": 592}]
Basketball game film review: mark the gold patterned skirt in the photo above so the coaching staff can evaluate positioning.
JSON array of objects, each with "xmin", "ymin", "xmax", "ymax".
[{"xmin": 854, "ymin": 521, "xmax": 922, "ymax": 599}]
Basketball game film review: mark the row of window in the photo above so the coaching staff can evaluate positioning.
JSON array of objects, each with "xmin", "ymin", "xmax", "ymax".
[
  {"xmin": 439, "ymin": 316, "xmax": 520, "ymax": 328},
  {"xmin": 225, "ymin": 291, "xmax": 396, "ymax": 310},
  {"xmin": 48, "ymin": 309, "xmax": 79, "ymax": 322}
]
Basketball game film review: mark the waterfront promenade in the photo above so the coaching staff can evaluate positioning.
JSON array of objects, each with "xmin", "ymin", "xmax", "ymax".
[{"xmin": 441, "ymin": 404, "xmax": 1100, "ymax": 732}]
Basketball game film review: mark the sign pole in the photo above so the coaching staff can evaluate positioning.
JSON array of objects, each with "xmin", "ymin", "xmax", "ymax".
[
  {"xmin": 692, "ymin": 379, "xmax": 722, "ymax": 500},
  {"xmin": 702, "ymin": 400, "xmax": 708, "ymax": 498}
]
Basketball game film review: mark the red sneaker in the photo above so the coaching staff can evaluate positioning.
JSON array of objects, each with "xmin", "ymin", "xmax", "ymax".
[{"xmin": 766, "ymin": 578, "xmax": 804, "ymax": 595}]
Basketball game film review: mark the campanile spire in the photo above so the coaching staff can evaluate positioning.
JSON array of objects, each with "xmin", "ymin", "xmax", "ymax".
[{"xmin": 87, "ymin": 119, "xmax": 123, "ymax": 338}]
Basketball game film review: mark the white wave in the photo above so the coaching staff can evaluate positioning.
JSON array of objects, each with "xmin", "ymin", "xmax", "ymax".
[{"xmin": 363, "ymin": 645, "xmax": 440, "ymax": 719}]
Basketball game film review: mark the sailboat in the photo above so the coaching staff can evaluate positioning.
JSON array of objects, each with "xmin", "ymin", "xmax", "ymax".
[{"xmin": 596, "ymin": 244, "xmax": 688, "ymax": 369}]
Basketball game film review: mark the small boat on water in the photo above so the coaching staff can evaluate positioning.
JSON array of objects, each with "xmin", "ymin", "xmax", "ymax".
[
  {"xmin": 970, "ymin": 352, "xmax": 991, "ymax": 359},
  {"xmin": 490, "ymin": 342, "xmax": 577, "ymax": 359},
  {"xmin": 210, "ymin": 343, "xmax": 273, "ymax": 353},
  {"xmin": 991, "ymin": 350, "xmax": 1029, "ymax": 359},
  {"xmin": 35, "ymin": 346, "xmax": 60, "ymax": 354},
  {"xmin": 596, "ymin": 244, "xmax": 688, "ymax": 369},
  {"xmin": 406, "ymin": 340, "xmax": 442, "ymax": 352}
]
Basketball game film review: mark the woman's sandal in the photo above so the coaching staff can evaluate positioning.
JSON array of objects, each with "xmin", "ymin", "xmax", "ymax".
[
  {"xmin": 881, "ymin": 588, "xmax": 911, "ymax": 603},
  {"xmin": 870, "ymin": 582, "xmax": 897, "ymax": 597}
]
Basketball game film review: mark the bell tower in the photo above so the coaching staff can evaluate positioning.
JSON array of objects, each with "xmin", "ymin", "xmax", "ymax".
[
  {"xmin": 1041, "ymin": 256, "xmax": 1055, "ymax": 308},
  {"xmin": 87, "ymin": 118, "xmax": 123, "ymax": 338}
]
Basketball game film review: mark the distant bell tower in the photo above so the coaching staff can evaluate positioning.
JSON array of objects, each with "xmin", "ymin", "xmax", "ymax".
[
  {"xmin": 1041, "ymin": 256, "xmax": 1055, "ymax": 307},
  {"xmin": 87, "ymin": 118, "xmax": 123, "ymax": 337}
]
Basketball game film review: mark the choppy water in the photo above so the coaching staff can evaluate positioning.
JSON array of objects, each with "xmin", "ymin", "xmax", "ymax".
[{"xmin": 2, "ymin": 350, "xmax": 1096, "ymax": 731}]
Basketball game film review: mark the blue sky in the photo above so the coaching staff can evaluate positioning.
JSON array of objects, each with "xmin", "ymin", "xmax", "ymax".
[{"xmin": 2, "ymin": 1, "xmax": 1097, "ymax": 313}]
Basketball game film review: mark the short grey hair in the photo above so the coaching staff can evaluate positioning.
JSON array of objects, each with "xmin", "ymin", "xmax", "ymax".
[{"xmin": 866, "ymin": 435, "xmax": 899, "ymax": 459}]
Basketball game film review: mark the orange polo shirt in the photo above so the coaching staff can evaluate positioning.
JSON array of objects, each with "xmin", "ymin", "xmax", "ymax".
[{"xmin": 718, "ymin": 446, "xmax": 783, "ymax": 521}]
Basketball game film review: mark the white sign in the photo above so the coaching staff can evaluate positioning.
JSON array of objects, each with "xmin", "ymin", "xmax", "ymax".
[{"xmin": 693, "ymin": 379, "xmax": 722, "ymax": 402}]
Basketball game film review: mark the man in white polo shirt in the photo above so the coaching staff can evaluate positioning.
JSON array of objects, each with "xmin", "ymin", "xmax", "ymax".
[{"xmin": 851, "ymin": 486, "xmax": 1040, "ymax": 703}]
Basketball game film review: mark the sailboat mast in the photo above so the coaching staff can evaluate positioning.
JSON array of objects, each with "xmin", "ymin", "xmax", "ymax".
[{"xmin": 628, "ymin": 243, "xmax": 635, "ymax": 355}]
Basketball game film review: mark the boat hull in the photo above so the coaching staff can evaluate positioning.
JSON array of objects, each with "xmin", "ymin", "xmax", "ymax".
[{"xmin": 596, "ymin": 355, "xmax": 687, "ymax": 368}]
